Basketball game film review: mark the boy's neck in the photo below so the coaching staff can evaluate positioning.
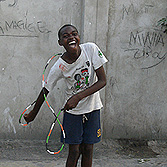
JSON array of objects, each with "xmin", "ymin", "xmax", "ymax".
[{"xmin": 62, "ymin": 46, "xmax": 81, "ymax": 64}]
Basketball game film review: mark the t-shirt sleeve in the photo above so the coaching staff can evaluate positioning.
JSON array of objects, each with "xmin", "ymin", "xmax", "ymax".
[
  {"xmin": 91, "ymin": 43, "xmax": 108, "ymax": 70},
  {"xmin": 44, "ymin": 59, "xmax": 63, "ymax": 91}
]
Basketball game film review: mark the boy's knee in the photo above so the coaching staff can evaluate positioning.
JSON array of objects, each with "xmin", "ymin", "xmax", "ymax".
[
  {"xmin": 69, "ymin": 146, "xmax": 80, "ymax": 160},
  {"xmin": 82, "ymin": 144, "xmax": 93, "ymax": 156}
]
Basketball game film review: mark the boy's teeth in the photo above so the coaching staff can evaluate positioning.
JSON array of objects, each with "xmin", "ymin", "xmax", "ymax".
[{"xmin": 69, "ymin": 41, "xmax": 76, "ymax": 45}]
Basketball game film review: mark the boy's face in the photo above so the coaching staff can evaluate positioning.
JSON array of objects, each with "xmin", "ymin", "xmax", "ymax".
[{"xmin": 58, "ymin": 26, "xmax": 80, "ymax": 53}]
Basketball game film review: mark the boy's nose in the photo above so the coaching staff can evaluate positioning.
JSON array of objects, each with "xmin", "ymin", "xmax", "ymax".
[{"xmin": 68, "ymin": 34, "xmax": 74, "ymax": 38}]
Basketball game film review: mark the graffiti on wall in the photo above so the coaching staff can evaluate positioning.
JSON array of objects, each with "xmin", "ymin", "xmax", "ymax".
[
  {"xmin": 8, "ymin": 0, "xmax": 18, "ymax": 7},
  {"xmin": 0, "ymin": 0, "xmax": 18, "ymax": 7},
  {"xmin": 0, "ymin": 11, "xmax": 51, "ymax": 38},
  {"xmin": 121, "ymin": 3, "xmax": 166, "ymax": 69},
  {"xmin": 125, "ymin": 30, "xmax": 166, "ymax": 69},
  {"xmin": 122, "ymin": 3, "xmax": 154, "ymax": 20}
]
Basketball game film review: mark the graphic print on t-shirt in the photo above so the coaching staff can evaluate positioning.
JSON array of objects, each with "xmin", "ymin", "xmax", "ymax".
[{"xmin": 71, "ymin": 61, "xmax": 90, "ymax": 94}]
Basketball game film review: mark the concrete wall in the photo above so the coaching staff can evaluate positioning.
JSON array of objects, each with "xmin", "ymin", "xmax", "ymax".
[
  {"xmin": 0, "ymin": 0, "xmax": 166, "ymax": 140},
  {"xmin": 104, "ymin": 0, "xmax": 167, "ymax": 140}
]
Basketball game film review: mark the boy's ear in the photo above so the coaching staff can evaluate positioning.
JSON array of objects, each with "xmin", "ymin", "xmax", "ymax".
[{"xmin": 58, "ymin": 40, "xmax": 62, "ymax": 46}]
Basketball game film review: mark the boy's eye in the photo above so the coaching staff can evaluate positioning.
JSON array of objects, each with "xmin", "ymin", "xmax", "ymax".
[
  {"xmin": 63, "ymin": 35, "xmax": 68, "ymax": 38},
  {"xmin": 62, "ymin": 32, "xmax": 78, "ymax": 38},
  {"xmin": 72, "ymin": 32, "xmax": 78, "ymax": 36}
]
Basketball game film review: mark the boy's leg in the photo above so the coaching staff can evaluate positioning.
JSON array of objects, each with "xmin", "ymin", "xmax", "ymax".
[
  {"xmin": 80, "ymin": 143, "xmax": 94, "ymax": 167},
  {"xmin": 66, "ymin": 143, "xmax": 93, "ymax": 167},
  {"xmin": 79, "ymin": 110, "xmax": 101, "ymax": 167},
  {"xmin": 66, "ymin": 144, "xmax": 81, "ymax": 167},
  {"xmin": 62, "ymin": 112, "xmax": 83, "ymax": 167}
]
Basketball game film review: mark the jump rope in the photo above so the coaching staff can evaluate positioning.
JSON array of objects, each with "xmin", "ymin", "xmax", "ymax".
[{"xmin": 19, "ymin": 53, "xmax": 66, "ymax": 155}]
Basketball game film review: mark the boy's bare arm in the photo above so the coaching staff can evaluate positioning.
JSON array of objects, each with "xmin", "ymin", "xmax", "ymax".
[
  {"xmin": 63, "ymin": 66, "xmax": 107, "ymax": 111},
  {"xmin": 24, "ymin": 87, "xmax": 49, "ymax": 123}
]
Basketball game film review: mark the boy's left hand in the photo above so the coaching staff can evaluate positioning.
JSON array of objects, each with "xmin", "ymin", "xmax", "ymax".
[{"xmin": 64, "ymin": 94, "xmax": 81, "ymax": 111}]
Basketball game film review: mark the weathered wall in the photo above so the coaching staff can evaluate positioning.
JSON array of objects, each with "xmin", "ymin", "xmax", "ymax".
[
  {"xmin": 104, "ymin": 0, "xmax": 167, "ymax": 140},
  {"xmin": 0, "ymin": 0, "xmax": 166, "ymax": 140},
  {"xmin": 0, "ymin": 0, "xmax": 83, "ymax": 139}
]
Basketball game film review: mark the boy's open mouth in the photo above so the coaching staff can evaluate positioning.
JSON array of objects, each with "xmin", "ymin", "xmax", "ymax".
[{"xmin": 68, "ymin": 41, "xmax": 77, "ymax": 48}]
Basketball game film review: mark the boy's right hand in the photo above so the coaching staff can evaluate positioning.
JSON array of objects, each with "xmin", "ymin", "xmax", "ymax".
[{"xmin": 24, "ymin": 110, "xmax": 36, "ymax": 123}]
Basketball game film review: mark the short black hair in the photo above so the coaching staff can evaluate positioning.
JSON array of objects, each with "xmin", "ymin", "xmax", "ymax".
[{"xmin": 58, "ymin": 24, "xmax": 78, "ymax": 39}]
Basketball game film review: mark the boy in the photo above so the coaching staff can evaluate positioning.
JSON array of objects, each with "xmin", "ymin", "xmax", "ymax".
[{"xmin": 24, "ymin": 24, "xmax": 108, "ymax": 167}]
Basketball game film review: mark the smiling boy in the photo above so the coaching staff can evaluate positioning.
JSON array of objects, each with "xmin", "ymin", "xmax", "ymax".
[{"xmin": 24, "ymin": 24, "xmax": 108, "ymax": 167}]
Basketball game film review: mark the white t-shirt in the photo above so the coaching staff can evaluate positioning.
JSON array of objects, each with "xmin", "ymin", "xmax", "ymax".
[{"xmin": 45, "ymin": 42, "xmax": 108, "ymax": 115}]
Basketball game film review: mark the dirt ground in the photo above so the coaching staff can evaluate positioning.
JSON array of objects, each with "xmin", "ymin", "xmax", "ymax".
[{"xmin": 0, "ymin": 139, "xmax": 167, "ymax": 167}]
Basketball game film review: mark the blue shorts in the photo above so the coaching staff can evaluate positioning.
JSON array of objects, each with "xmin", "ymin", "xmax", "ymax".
[{"xmin": 61, "ymin": 110, "xmax": 101, "ymax": 144}]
